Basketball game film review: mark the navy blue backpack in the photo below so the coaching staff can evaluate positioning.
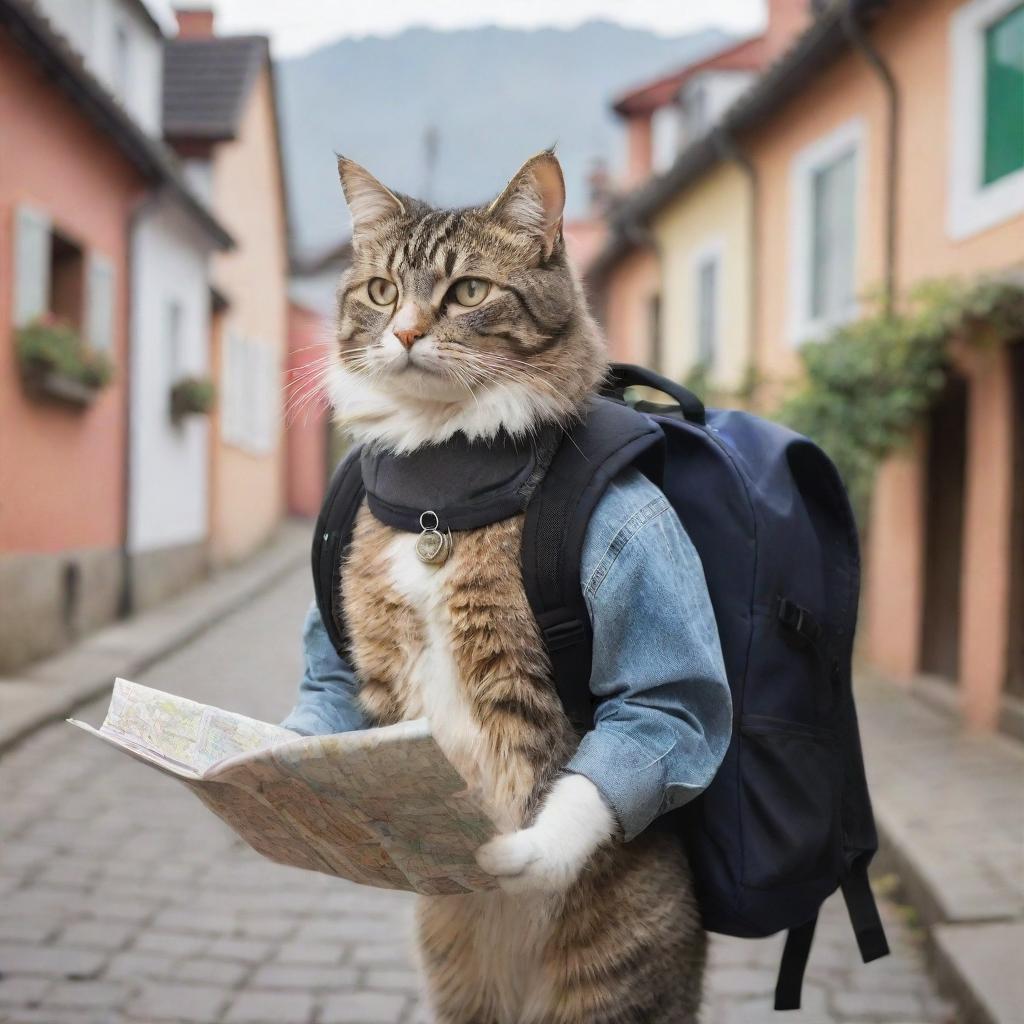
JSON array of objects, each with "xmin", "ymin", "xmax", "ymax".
[{"xmin": 313, "ymin": 362, "xmax": 889, "ymax": 1010}]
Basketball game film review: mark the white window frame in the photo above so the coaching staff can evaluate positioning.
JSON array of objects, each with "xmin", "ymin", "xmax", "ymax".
[
  {"xmin": 690, "ymin": 236, "xmax": 725, "ymax": 373},
  {"xmin": 948, "ymin": 0, "xmax": 1024, "ymax": 239},
  {"xmin": 787, "ymin": 118, "xmax": 865, "ymax": 347}
]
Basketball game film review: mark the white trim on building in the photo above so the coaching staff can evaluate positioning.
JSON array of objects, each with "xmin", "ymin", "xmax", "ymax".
[
  {"xmin": 947, "ymin": 0, "xmax": 1024, "ymax": 239},
  {"xmin": 787, "ymin": 117, "xmax": 865, "ymax": 346}
]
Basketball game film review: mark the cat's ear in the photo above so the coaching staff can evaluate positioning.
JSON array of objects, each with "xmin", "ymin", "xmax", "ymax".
[
  {"xmin": 337, "ymin": 156, "xmax": 405, "ymax": 238},
  {"xmin": 486, "ymin": 150, "xmax": 565, "ymax": 257}
]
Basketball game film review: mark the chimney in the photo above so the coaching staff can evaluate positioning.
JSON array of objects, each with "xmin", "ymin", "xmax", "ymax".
[
  {"xmin": 175, "ymin": 7, "xmax": 216, "ymax": 38},
  {"xmin": 587, "ymin": 158, "xmax": 612, "ymax": 216},
  {"xmin": 763, "ymin": 0, "xmax": 813, "ymax": 61}
]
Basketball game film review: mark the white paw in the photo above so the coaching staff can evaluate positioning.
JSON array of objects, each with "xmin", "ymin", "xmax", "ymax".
[
  {"xmin": 474, "ymin": 774, "xmax": 616, "ymax": 895},
  {"xmin": 475, "ymin": 828, "xmax": 579, "ymax": 893}
]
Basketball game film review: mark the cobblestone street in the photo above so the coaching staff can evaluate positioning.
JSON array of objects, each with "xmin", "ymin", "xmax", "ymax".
[{"xmin": 0, "ymin": 568, "xmax": 955, "ymax": 1024}]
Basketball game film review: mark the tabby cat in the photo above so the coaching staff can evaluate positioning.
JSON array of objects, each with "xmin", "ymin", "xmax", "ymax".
[{"xmin": 328, "ymin": 151, "xmax": 705, "ymax": 1023}]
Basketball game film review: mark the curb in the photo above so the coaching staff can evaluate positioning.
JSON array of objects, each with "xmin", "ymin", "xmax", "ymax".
[
  {"xmin": 873, "ymin": 761, "xmax": 1020, "ymax": 1024},
  {"xmin": 0, "ymin": 523, "xmax": 310, "ymax": 756}
]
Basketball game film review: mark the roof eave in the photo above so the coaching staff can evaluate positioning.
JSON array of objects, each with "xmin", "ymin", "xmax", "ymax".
[
  {"xmin": 0, "ymin": 0, "xmax": 233, "ymax": 251},
  {"xmin": 591, "ymin": 0, "xmax": 890, "ymax": 275}
]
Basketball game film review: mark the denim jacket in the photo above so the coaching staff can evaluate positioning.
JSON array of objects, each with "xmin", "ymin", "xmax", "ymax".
[{"xmin": 283, "ymin": 467, "xmax": 732, "ymax": 842}]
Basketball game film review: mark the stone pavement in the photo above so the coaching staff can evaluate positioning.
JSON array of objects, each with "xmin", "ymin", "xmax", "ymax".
[
  {"xmin": 0, "ymin": 567, "xmax": 954, "ymax": 1024},
  {"xmin": 857, "ymin": 676, "xmax": 1024, "ymax": 1024},
  {"xmin": 0, "ymin": 522, "xmax": 310, "ymax": 755}
]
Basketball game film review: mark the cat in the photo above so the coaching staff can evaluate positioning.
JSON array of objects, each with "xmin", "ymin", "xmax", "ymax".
[{"xmin": 326, "ymin": 151, "xmax": 705, "ymax": 1024}]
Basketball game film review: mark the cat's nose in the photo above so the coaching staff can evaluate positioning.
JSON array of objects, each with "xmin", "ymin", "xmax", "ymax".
[{"xmin": 394, "ymin": 327, "xmax": 423, "ymax": 350}]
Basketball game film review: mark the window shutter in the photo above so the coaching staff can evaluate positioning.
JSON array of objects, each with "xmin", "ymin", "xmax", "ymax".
[
  {"xmin": 14, "ymin": 205, "xmax": 51, "ymax": 327},
  {"xmin": 86, "ymin": 255, "xmax": 115, "ymax": 351},
  {"xmin": 243, "ymin": 339, "xmax": 258, "ymax": 447},
  {"xmin": 221, "ymin": 331, "xmax": 240, "ymax": 445},
  {"xmin": 263, "ymin": 344, "xmax": 280, "ymax": 453}
]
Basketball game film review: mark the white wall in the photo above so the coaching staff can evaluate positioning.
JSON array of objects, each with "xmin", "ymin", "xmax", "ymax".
[
  {"xmin": 129, "ymin": 198, "xmax": 213, "ymax": 553},
  {"xmin": 34, "ymin": 0, "xmax": 164, "ymax": 135}
]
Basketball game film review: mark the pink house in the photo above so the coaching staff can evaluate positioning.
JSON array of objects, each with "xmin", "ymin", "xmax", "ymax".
[
  {"xmin": 0, "ymin": 0, "xmax": 223, "ymax": 670},
  {"xmin": 285, "ymin": 299, "xmax": 331, "ymax": 518}
]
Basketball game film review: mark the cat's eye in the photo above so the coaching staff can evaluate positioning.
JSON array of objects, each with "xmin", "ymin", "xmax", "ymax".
[
  {"xmin": 367, "ymin": 277, "xmax": 398, "ymax": 306},
  {"xmin": 449, "ymin": 278, "xmax": 490, "ymax": 308}
]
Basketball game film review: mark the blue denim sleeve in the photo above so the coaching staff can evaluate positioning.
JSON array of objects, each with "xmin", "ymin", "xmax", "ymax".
[
  {"xmin": 280, "ymin": 601, "xmax": 368, "ymax": 735},
  {"xmin": 565, "ymin": 467, "xmax": 732, "ymax": 842}
]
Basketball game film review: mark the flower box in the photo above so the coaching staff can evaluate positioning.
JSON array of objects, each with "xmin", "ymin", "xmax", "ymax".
[
  {"xmin": 15, "ymin": 317, "xmax": 112, "ymax": 409},
  {"xmin": 169, "ymin": 375, "xmax": 216, "ymax": 423}
]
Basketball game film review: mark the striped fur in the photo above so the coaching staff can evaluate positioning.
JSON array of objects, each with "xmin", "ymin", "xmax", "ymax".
[{"xmin": 331, "ymin": 154, "xmax": 706, "ymax": 1022}]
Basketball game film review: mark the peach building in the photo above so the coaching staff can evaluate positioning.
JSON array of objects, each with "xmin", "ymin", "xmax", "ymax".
[
  {"xmin": 595, "ymin": 0, "xmax": 1024, "ymax": 733},
  {"xmin": 738, "ymin": 0, "xmax": 1024, "ymax": 732},
  {"xmin": 164, "ymin": 9, "xmax": 290, "ymax": 564}
]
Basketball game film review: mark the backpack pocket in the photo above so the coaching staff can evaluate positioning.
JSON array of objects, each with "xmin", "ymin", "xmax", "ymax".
[{"xmin": 739, "ymin": 715, "xmax": 841, "ymax": 890}]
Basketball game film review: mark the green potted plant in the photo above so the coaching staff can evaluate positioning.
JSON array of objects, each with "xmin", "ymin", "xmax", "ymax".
[
  {"xmin": 15, "ymin": 314, "xmax": 113, "ymax": 407},
  {"xmin": 169, "ymin": 374, "xmax": 216, "ymax": 423}
]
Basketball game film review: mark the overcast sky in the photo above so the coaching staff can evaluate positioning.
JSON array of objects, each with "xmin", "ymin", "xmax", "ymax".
[{"xmin": 168, "ymin": 0, "xmax": 765, "ymax": 57}]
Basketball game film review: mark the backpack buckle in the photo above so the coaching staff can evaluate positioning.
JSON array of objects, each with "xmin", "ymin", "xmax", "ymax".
[
  {"xmin": 543, "ymin": 618, "xmax": 588, "ymax": 652},
  {"xmin": 777, "ymin": 598, "xmax": 822, "ymax": 647}
]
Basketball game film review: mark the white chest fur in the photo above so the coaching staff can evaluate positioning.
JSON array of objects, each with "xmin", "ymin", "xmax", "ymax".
[
  {"xmin": 385, "ymin": 532, "xmax": 566, "ymax": 1020},
  {"xmin": 385, "ymin": 533, "xmax": 516, "ymax": 832}
]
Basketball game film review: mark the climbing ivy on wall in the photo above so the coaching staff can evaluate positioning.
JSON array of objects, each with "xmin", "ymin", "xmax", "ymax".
[{"xmin": 775, "ymin": 276, "xmax": 1024, "ymax": 522}]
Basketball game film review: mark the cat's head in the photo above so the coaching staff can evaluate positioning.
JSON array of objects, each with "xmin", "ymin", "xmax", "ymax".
[{"xmin": 327, "ymin": 151, "xmax": 607, "ymax": 453}]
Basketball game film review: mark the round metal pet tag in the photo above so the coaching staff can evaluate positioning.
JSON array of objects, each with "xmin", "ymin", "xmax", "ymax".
[{"xmin": 415, "ymin": 511, "xmax": 453, "ymax": 566}]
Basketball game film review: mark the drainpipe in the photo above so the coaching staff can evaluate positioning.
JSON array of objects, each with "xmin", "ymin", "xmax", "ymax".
[
  {"xmin": 119, "ymin": 186, "xmax": 162, "ymax": 618},
  {"xmin": 714, "ymin": 126, "xmax": 761, "ymax": 395},
  {"xmin": 842, "ymin": 0, "xmax": 899, "ymax": 314}
]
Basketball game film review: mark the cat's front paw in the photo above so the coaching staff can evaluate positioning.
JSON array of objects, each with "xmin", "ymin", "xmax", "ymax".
[
  {"xmin": 476, "ymin": 827, "xmax": 579, "ymax": 893},
  {"xmin": 475, "ymin": 774, "xmax": 616, "ymax": 894}
]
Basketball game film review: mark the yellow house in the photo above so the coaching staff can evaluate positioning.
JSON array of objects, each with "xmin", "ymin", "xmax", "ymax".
[
  {"xmin": 165, "ymin": 10, "xmax": 290, "ymax": 564},
  {"xmin": 588, "ymin": 0, "xmax": 811, "ymax": 372},
  {"xmin": 648, "ymin": 162, "xmax": 754, "ymax": 392}
]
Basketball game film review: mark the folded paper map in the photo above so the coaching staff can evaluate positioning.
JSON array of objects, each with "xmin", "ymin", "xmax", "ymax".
[{"xmin": 69, "ymin": 678, "xmax": 497, "ymax": 895}]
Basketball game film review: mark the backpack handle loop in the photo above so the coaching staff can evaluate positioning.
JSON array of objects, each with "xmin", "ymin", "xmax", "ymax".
[{"xmin": 604, "ymin": 363, "xmax": 707, "ymax": 426}]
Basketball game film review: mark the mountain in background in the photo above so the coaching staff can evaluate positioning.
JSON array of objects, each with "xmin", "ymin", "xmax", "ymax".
[{"xmin": 277, "ymin": 20, "xmax": 731, "ymax": 258}]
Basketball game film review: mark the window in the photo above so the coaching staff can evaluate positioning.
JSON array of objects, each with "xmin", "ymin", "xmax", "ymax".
[
  {"xmin": 984, "ymin": 5, "xmax": 1024, "ymax": 184},
  {"xmin": 788, "ymin": 120, "xmax": 863, "ymax": 345},
  {"xmin": 692, "ymin": 238, "xmax": 724, "ymax": 371},
  {"xmin": 222, "ymin": 331, "xmax": 278, "ymax": 453},
  {"xmin": 49, "ymin": 230, "xmax": 85, "ymax": 327},
  {"xmin": 949, "ymin": 0, "xmax": 1024, "ymax": 238},
  {"xmin": 651, "ymin": 105, "xmax": 681, "ymax": 174},
  {"xmin": 696, "ymin": 258, "xmax": 719, "ymax": 368},
  {"xmin": 809, "ymin": 149, "xmax": 857, "ymax": 322},
  {"xmin": 13, "ymin": 206, "xmax": 114, "ymax": 346}
]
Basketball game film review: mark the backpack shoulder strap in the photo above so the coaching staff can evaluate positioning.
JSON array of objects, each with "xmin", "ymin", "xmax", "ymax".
[
  {"xmin": 312, "ymin": 446, "xmax": 365, "ymax": 659},
  {"xmin": 521, "ymin": 396, "xmax": 665, "ymax": 732}
]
